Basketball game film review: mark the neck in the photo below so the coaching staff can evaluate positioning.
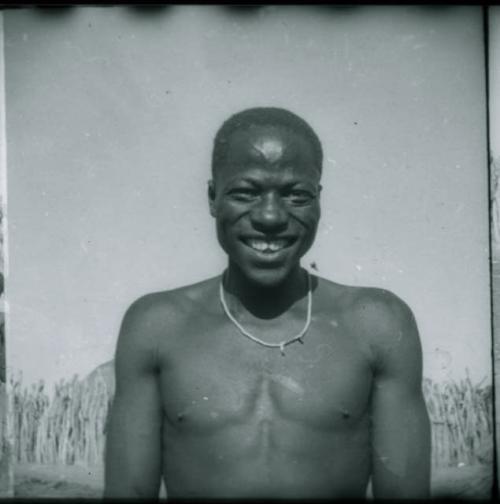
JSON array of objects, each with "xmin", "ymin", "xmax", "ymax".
[{"xmin": 222, "ymin": 263, "xmax": 309, "ymax": 320}]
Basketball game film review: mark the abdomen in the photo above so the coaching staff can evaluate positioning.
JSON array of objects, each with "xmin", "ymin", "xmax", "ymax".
[{"xmin": 162, "ymin": 413, "xmax": 371, "ymax": 498}]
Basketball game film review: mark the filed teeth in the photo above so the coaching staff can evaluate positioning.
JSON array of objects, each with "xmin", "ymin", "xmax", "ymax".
[
  {"xmin": 269, "ymin": 241, "xmax": 286, "ymax": 251},
  {"xmin": 249, "ymin": 240, "xmax": 268, "ymax": 251},
  {"xmin": 247, "ymin": 239, "xmax": 288, "ymax": 252}
]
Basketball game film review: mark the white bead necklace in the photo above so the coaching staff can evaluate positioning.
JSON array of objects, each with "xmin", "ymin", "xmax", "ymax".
[{"xmin": 219, "ymin": 271, "xmax": 312, "ymax": 356}]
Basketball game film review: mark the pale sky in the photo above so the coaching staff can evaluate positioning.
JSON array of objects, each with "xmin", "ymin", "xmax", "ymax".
[{"xmin": 4, "ymin": 6, "xmax": 491, "ymax": 388}]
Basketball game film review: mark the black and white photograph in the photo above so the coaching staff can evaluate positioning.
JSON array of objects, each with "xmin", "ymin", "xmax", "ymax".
[{"xmin": 0, "ymin": 5, "xmax": 495, "ymax": 499}]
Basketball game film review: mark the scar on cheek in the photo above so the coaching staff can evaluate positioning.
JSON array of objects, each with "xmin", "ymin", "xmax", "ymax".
[{"xmin": 251, "ymin": 139, "xmax": 285, "ymax": 164}]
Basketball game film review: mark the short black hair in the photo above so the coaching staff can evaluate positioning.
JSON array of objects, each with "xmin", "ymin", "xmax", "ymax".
[{"xmin": 211, "ymin": 107, "xmax": 323, "ymax": 177}]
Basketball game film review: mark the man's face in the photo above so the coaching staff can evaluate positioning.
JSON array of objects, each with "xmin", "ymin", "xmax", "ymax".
[{"xmin": 209, "ymin": 125, "xmax": 321, "ymax": 287}]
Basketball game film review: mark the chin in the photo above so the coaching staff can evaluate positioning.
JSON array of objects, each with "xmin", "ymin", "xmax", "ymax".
[{"xmin": 239, "ymin": 265, "xmax": 296, "ymax": 288}]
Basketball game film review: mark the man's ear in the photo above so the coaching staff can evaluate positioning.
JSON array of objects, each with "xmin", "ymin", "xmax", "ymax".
[{"xmin": 208, "ymin": 180, "xmax": 217, "ymax": 217}]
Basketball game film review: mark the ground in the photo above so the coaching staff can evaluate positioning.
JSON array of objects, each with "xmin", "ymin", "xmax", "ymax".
[
  {"xmin": 14, "ymin": 463, "xmax": 104, "ymax": 499},
  {"xmin": 14, "ymin": 462, "xmax": 492, "ymax": 499}
]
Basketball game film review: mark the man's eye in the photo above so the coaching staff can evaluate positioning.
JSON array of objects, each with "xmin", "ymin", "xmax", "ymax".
[
  {"xmin": 284, "ymin": 191, "xmax": 315, "ymax": 205},
  {"xmin": 228, "ymin": 189, "xmax": 259, "ymax": 202}
]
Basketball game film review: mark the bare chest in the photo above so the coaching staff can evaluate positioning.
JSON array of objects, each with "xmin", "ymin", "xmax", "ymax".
[{"xmin": 160, "ymin": 318, "xmax": 374, "ymax": 434}]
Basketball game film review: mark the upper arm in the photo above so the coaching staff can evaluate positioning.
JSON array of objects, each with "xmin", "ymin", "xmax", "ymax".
[
  {"xmin": 104, "ymin": 295, "xmax": 165, "ymax": 498},
  {"xmin": 363, "ymin": 291, "xmax": 431, "ymax": 498}
]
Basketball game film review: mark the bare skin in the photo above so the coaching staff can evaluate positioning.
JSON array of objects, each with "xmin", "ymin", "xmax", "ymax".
[{"xmin": 104, "ymin": 120, "xmax": 430, "ymax": 499}]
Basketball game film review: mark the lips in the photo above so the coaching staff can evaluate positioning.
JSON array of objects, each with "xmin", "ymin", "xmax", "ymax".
[{"xmin": 241, "ymin": 236, "xmax": 297, "ymax": 254}]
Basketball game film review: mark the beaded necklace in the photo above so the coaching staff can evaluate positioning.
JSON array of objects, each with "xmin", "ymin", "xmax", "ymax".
[{"xmin": 219, "ymin": 271, "xmax": 312, "ymax": 356}]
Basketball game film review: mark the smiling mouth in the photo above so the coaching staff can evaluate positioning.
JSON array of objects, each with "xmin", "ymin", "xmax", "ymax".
[{"xmin": 241, "ymin": 237, "xmax": 297, "ymax": 254}]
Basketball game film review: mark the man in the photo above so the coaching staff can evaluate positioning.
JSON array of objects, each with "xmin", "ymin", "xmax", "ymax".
[{"xmin": 104, "ymin": 107, "xmax": 431, "ymax": 499}]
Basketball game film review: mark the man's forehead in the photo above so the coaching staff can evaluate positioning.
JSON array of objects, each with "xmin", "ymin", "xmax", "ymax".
[
  {"xmin": 227, "ymin": 126, "xmax": 312, "ymax": 165},
  {"xmin": 251, "ymin": 137, "xmax": 285, "ymax": 164}
]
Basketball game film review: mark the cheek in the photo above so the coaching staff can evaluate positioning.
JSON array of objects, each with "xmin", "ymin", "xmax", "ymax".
[
  {"xmin": 215, "ymin": 201, "xmax": 249, "ymax": 223},
  {"xmin": 290, "ymin": 205, "xmax": 321, "ymax": 229},
  {"xmin": 214, "ymin": 204, "xmax": 245, "ymax": 236}
]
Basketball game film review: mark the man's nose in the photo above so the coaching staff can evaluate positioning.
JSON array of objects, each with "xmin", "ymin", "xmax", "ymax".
[{"xmin": 250, "ymin": 193, "xmax": 288, "ymax": 232}]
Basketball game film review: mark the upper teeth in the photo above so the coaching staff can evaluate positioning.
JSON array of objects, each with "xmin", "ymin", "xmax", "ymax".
[{"xmin": 247, "ymin": 239, "xmax": 288, "ymax": 252}]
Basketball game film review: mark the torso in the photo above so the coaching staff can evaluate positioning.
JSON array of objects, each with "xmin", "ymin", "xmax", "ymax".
[{"xmin": 151, "ymin": 275, "xmax": 378, "ymax": 498}]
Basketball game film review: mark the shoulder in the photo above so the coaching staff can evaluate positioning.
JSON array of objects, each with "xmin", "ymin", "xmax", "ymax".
[
  {"xmin": 315, "ymin": 276, "xmax": 420, "ymax": 370},
  {"xmin": 348, "ymin": 286, "xmax": 416, "ymax": 334},
  {"xmin": 122, "ymin": 275, "xmax": 221, "ymax": 331},
  {"xmin": 349, "ymin": 286, "xmax": 421, "ymax": 375},
  {"xmin": 315, "ymin": 276, "xmax": 413, "ymax": 322},
  {"xmin": 119, "ymin": 275, "xmax": 222, "ymax": 346}
]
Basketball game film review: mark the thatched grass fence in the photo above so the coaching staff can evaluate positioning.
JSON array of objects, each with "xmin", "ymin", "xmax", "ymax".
[
  {"xmin": 11, "ymin": 373, "xmax": 110, "ymax": 466},
  {"xmin": 423, "ymin": 376, "xmax": 493, "ymax": 467},
  {"xmin": 10, "ymin": 371, "xmax": 493, "ymax": 468}
]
